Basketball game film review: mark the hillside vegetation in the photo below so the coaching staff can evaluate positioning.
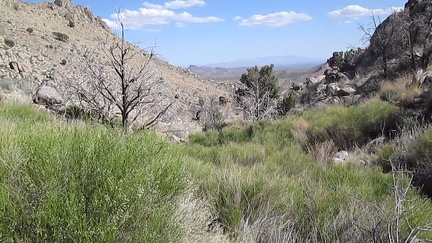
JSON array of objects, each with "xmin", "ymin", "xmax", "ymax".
[{"xmin": 1, "ymin": 101, "xmax": 432, "ymax": 242}]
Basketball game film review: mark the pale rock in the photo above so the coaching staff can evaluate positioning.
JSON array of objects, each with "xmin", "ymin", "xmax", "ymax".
[
  {"xmin": 334, "ymin": 150, "xmax": 349, "ymax": 161},
  {"xmin": 33, "ymin": 85, "xmax": 64, "ymax": 109},
  {"xmin": 316, "ymin": 75, "xmax": 326, "ymax": 83},
  {"xmin": 338, "ymin": 87, "xmax": 356, "ymax": 96},
  {"xmin": 327, "ymin": 83, "xmax": 340, "ymax": 96}
]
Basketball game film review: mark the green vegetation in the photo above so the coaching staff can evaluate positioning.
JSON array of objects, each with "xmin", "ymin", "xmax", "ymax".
[
  {"xmin": 327, "ymin": 48, "xmax": 363, "ymax": 72},
  {"xmin": 237, "ymin": 64, "xmax": 280, "ymax": 120},
  {"xmin": 179, "ymin": 99, "xmax": 432, "ymax": 242},
  {"xmin": 52, "ymin": 31, "xmax": 69, "ymax": 42},
  {"xmin": 1, "ymin": 99, "xmax": 432, "ymax": 242},
  {"xmin": 0, "ymin": 103, "xmax": 188, "ymax": 242},
  {"xmin": 302, "ymin": 98, "xmax": 400, "ymax": 150},
  {"xmin": 26, "ymin": 27, "xmax": 34, "ymax": 34},
  {"xmin": 278, "ymin": 90, "xmax": 298, "ymax": 115},
  {"xmin": 3, "ymin": 38, "xmax": 15, "ymax": 47}
]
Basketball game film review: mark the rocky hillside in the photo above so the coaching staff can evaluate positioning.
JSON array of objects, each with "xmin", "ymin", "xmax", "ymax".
[
  {"xmin": 290, "ymin": 0, "xmax": 432, "ymax": 117},
  {"xmin": 0, "ymin": 0, "xmax": 237, "ymax": 137}
]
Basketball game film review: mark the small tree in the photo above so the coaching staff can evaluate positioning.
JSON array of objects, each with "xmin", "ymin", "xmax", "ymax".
[
  {"xmin": 68, "ymin": 15, "xmax": 172, "ymax": 130},
  {"xmin": 236, "ymin": 64, "xmax": 279, "ymax": 121}
]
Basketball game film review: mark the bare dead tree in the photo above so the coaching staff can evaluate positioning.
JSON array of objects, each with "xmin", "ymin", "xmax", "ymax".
[
  {"xmin": 68, "ymin": 13, "xmax": 173, "ymax": 130},
  {"xmin": 198, "ymin": 96, "xmax": 224, "ymax": 131},
  {"xmin": 387, "ymin": 164, "xmax": 432, "ymax": 243},
  {"xmin": 359, "ymin": 12, "xmax": 406, "ymax": 79},
  {"xmin": 239, "ymin": 86, "xmax": 277, "ymax": 121}
]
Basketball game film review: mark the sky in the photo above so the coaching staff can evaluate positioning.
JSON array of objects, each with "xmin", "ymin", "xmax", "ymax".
[{"xmin": 26, "ymin": 0, "xmax": 406, "ymax": 67}]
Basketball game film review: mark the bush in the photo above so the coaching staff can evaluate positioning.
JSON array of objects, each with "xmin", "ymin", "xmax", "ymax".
[
  {"xmin": 52, "ymin": 31, "xmax": 69, "ymax": 42},
  {"xmin": 54, "ymin": 0, "xmax": 63, "ymax": 7},
  {"xmin": 218, "ymin": 123, "xmax": 253, "ymax": 144},
  {"xmin": 26, "ymin": 27, "xmax": 34, "ymax": 34},
  {"xmin": 303, "ymin": 99, "xmax": 400, "ymax": 150},
  {"xmin": 68, "ymin": 20, "xmax": 75, "ymax": 28},
  {"xmin": 0, "ymin": 103, "xmax": 188, "ymax": 242},
  {"xmin": 3, "ymin": 38, "xmax": 15, "ymax": 47},
  {"xmin": 377, "ymin": 144, "xmax": 395, "ymax": 172},
  {"xmin": 278, "ymin": 90, "xmax": 298, "ymax": 115}
]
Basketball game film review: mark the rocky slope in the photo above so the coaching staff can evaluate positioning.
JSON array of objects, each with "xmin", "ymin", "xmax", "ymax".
[
  {"xmin": 292, "ymin": 0, "xmax": 432, "ymax": 115},
  {"xmin": 0, "ymin": 0, "xmax": 237, "ymax": 137}
]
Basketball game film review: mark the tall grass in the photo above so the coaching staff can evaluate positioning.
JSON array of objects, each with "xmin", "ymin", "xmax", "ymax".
[
  {"xmin": 180, "ymin": 100, "xmax": 432, "ymax": 242},
  {"xmin": 0, "ymin": 103, "xmax": 188, "ymax": 242}
]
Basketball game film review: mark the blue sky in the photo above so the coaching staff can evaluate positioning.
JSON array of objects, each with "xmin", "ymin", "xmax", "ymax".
[{"xmin": 27, "ymin": 0, "xmax": 406, "ymax": 66}]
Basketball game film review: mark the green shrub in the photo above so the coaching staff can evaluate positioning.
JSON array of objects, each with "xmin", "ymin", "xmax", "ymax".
[
  {"xmin": 0, "ymin": 104, "xmax": 188, "ymax": 242},
  {"xmin": 377, "ymin": 145, "xmax": 395, "ymax": 172},
  {"xmin": 3, "ymin": 38, "xmax": 15, "ymax": 47},
  {"xmin": 218, "ymin": 123, "xmax": 253, "ymax": 144},
  {"xmin": 304, "ymin": 99, "xmax": 399, "ymax": 150},
  {"xmin": 278, "ymin": 90, "xmax": 298, "ymax": 115},
  {"xmin": 52, "ymin": 31, "xmax": 69, "ymax": 42},
  {"xmin": 26, "ymin": 27, "xmax": 34, "ymax": 34},
  {"xmin": 188, "ymin": 130, "xmax": 220, "ymax": 147}
]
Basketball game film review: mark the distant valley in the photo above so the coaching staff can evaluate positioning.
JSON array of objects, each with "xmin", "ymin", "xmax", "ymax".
[{"xmin": 187, "ymin": 55, "xmax": 324, "ymax": 87}]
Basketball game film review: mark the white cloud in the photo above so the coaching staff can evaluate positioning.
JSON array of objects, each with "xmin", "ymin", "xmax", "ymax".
[
  {"xmin": 176, "ymin": 22, "xmax": 186, "ymax": 28},
  {"xmin": 143, "ymin": 0, "xmax": 205, "ymax": 10},
  {"xmin": 107, "ymin": 0, "xmax": 222, "ymax": 30},
  {"xmin": 235, "ymin": 11, "xmax": 312, "ymax": 27},
  {"xmin": 174, "ymin": 11, "xmax": 223, "ymax": 23},
  {"xmin": 328, "ymin": 5, "xmax": 403, "ymax": 20},
  {"xmin": 143, "ymin": 28, "xmax": 162, "ymax": 32},
  {"xmin": 102, "ymin": 18, "xmax": 119, "ymax": 29},
  {"xmin": 165, "ymin": 0, "xmax": 205, "ymax": 9}
]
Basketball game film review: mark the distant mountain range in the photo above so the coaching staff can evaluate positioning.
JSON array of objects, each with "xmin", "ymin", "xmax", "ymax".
[
  {"xmin": 198, "ymin": 55, "xmax": 325, "ymax": 69},
  {"xmin": 188, "ymin": 55, "xmax": 324, "ymax": 82}
]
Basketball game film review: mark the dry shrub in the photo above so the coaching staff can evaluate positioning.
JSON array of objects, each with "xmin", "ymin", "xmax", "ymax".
[
  {"xmin": 307, "ymin": 140, "xmax": 337, "ymax": 165},
  {"xmin": 291, "ymin": 117, "xmax": 309, "ymax": 145},
  {"xmin": 379, "ymin": 75, "xmax": 422, "ymax": 103},
  {"xmin": 177, "ymin": 188, "xmax": 228, "ymax": 243}
]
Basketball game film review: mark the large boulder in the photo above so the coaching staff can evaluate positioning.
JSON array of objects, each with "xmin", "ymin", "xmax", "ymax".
[{"xmin": 33, "ymin": 85, "xmax": 64, "ymax": 111}]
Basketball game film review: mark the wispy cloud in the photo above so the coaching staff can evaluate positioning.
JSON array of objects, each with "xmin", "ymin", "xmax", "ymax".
[
  {"xmin": 234, "ymin": 11, "xmax": 312, "ymax": 27},
  {"xmin": 103, "ymin": 0, "xmax": 223, "ymax": 30},
  {"xmin": 328, "ymin": 5, "xmax": 403, "ymax": 20},
  {"xmin": 143, "ymin": 0, "xmax": 205, "ymax": 10}
]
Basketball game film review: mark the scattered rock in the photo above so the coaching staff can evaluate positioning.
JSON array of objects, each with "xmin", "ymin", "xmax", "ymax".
[
  {"xmin": 333, "ymin": 150, "xmax": 349, "ymax": 163},
  {"xmin": 219, "ymin": 96, "xmax": 228, "ymax": 106},
  {"xmin": 338, "ymin": 87, "xmax": 356, "ymax": 96},
  {"xmin": 168, "ymin": 134, "xmax": 187, "ymax": 143},
  {"xmin": 327, "ymin": 83, "xmax": 340, "ymax": 96}
]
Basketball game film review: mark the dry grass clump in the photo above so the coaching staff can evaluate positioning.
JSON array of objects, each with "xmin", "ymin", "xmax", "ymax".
[
  {"xmin": 379, "ymin": 75, "xmax": 422, "ymax": 103},
  {"xmin": 306, "ymin": 140, "xmax": 338, "ymax": 165}
]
